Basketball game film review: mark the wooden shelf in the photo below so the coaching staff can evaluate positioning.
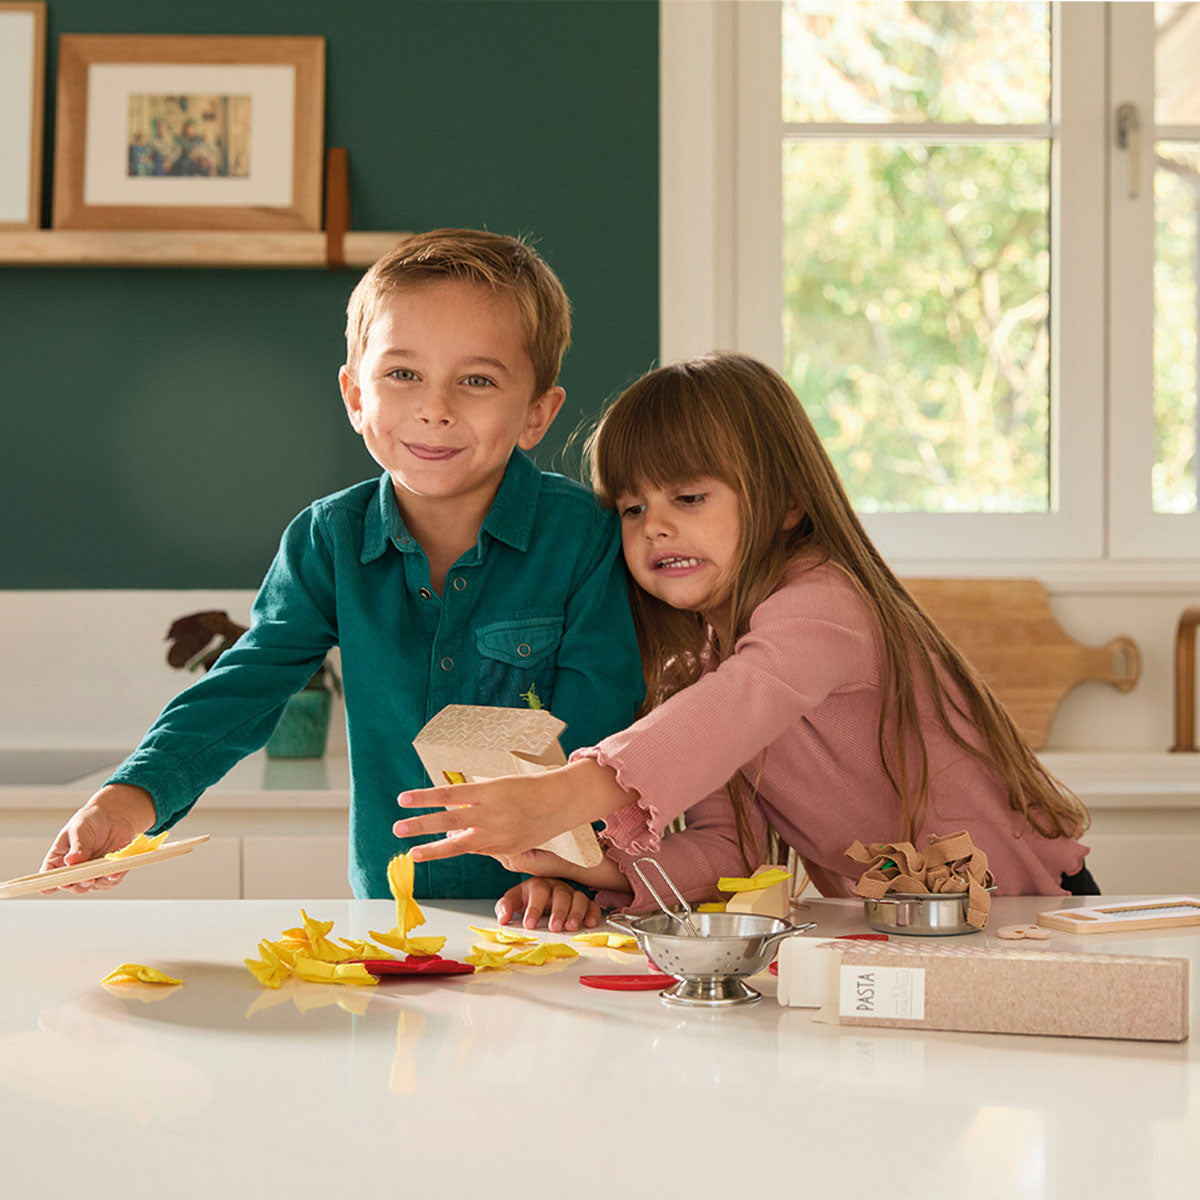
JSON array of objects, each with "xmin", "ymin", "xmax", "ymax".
[{"xmin": 0, "ymin": 228, "xmax": 405, "ymax": 268}]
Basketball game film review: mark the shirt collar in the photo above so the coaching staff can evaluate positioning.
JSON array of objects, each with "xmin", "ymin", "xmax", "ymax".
[
  {"xmin": 481, "ymin": 449, "xmax": 539, "ymax": 552},
  {"xmin": 360, "ymin": 451, "xmax": 541, "ymax": 564}
]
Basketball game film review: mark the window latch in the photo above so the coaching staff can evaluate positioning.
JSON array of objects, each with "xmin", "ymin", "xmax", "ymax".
[{"xmin": 1114, "ymin": 102, "xmax": 1142, "ymax": 199}]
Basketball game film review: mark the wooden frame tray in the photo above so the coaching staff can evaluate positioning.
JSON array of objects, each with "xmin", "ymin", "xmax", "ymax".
[
  {"xmin": 0, "ymin": 835, "xmax": 210, "ymax": 898},
  {"xmin": 1037, "ymin": 897, "xmax": 1200, "ymax": 934}
]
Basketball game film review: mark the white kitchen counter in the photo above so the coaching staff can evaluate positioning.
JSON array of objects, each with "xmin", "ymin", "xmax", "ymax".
[{"xmin": 1, "ymin": 894, "xmax": 1195, "ymax": 1199}]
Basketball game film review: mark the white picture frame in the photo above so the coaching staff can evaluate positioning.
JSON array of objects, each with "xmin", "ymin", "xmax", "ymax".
[{"xmin": 0, "ymin": 3, "xmax": 46, "ymax": 229}]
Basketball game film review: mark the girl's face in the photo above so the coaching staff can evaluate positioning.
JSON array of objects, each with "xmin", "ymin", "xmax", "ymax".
[{"xmin": 616, "ymin": 477, "xmax": 742, "ymax": 621}]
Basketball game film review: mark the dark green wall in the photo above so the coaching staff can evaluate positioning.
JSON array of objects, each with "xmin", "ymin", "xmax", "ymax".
[{"xmin": 2, "ymin": 0, "xmax": 659, "ymax": 588}]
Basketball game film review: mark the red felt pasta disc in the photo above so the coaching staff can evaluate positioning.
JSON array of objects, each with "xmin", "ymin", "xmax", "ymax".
[{"xmin": 579, "ymin": 973, "xmax": 676, "ymax": 991}]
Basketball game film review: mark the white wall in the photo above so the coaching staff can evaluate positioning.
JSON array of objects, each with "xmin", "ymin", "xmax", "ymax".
[{"xmin": 0, "ymin": 591, "xmax": 345, "ymax": 751}]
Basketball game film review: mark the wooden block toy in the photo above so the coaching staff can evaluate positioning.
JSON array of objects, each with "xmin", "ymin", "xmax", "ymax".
[{"xmin": 724, "ymin": 866, "xmax": 791, "ymax": 920}]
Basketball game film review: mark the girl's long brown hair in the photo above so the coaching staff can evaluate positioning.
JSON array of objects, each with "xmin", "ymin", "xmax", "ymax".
[{"xmin": 584, "ymin": 353, "xmax": 1087, "ymax": 855}]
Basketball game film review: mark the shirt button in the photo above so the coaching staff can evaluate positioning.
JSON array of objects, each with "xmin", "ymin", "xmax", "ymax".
[
  {"xmin": 441, "ymin": 657, "xmax": 454, "ymax": 671},
  {"xmin": 452, "ymin": 576, "xmax": 467, "ymax": 591},
  {"xmin": 418, "ymin": 587, "xmax": 433, "ymax": 600},
  {"xmin": 516, "ymin": 643, "xmax": 531, "ymax": 658}
]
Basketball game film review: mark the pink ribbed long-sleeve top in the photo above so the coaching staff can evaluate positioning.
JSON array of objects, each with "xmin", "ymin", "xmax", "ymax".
[{"xmin": 576, "ymin": 561, "xmax": 1088, "ymax": 912}]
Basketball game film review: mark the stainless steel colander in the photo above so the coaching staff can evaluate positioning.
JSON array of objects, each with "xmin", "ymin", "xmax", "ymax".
[{"xmin": 607, "ymin": 907, "xmax": 814, "ymax": 1007}]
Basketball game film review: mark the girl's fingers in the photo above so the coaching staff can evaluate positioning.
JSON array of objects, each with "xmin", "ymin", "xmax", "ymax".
[
  {"xmin": 405, "ymin": 832, "xmax": 475, "ymax": 863},
  {"xmin": 392, "ymin": 810, "xmax": 468, "ymax": 840},
  {"xmin": 396, "ymin": 786, "xmax": 458, "ymax": 810}
]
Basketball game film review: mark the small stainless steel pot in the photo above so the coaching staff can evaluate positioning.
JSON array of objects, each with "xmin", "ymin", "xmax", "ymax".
[
  {"xmin": 607, "ymin": 910, "xmax": 814, "ymax": 1007},
  {"xmin": 862, "ymin": 888, "xmax": 993, "ymax": 936}
]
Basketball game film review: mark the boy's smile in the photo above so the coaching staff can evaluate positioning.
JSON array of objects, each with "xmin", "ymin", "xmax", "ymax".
[
  {"xmin": 340, "ymin": 278, "xmax": 563, "ymax": 541},
  {"xmin": 616, "ymin": 477, "xmax": 741, "ymax": 621}
]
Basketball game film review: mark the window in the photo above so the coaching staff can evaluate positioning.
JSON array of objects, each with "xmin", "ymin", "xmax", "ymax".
[{"xmin": 660, "ymin": 1, "xmax": 1200, "ymax": 571}]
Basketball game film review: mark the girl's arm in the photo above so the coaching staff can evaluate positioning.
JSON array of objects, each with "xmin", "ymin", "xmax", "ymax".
[
  {"xmin": 396, "ymin": 757, "xmax": 629, "ymax": 863},
  {"xmin": 396, "ymin": 569, "xmax": 874, "ymax": 862}
]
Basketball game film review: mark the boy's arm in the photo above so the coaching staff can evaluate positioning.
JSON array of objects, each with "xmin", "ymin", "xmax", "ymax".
[{"xmin": 66, "ymin": 509, "xmax": 338, "ymax": 862}]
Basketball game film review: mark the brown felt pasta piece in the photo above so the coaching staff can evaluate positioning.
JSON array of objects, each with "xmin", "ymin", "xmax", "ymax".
[{"xmin": 846, "ymin": 832, "xmax": 995, "ymax": 929}]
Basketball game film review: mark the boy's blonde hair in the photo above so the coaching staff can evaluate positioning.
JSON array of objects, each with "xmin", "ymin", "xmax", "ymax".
[
  {"xmin": 345, "ymin": 228, "xmax": 572, "ymax": 396},
  {"xmin": 585, "ymin": 352, "xmax": 1087, "ymax": 855}
]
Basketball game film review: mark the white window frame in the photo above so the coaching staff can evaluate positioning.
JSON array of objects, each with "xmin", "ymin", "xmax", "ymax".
[
  {"xmin": 1108, "ymin": 2, "xmax": 1200, "ymax": 558},
  {"xmin": 660, "ymin": 0, "xmax": 1200, "ymax": 582}
]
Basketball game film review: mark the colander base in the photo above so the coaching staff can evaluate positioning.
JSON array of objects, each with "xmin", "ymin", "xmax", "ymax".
[{"xmin": 660, "ymin": 978, "xmax": 761, "ymax": 1007}]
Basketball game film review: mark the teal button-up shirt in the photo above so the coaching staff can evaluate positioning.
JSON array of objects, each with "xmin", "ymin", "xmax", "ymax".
[{"xmin": 108, "ymin": 451, "xmax": 645, "ymax": 898}]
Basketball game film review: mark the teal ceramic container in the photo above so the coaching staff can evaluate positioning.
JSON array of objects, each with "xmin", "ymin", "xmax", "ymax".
[{"xmin": 265, "ymin": 688, "xmax": 333, "ymax": 758}]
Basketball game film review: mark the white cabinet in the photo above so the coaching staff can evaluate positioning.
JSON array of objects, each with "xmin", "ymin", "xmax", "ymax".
[{"xmin": 0, "ymin": 751, "xmax": 351, "ymax": 900}]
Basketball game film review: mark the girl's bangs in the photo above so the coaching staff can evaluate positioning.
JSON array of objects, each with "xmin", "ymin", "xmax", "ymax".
[{"xmin": 594, "ymin": 374, "xmax": 738, "ymax": 502}]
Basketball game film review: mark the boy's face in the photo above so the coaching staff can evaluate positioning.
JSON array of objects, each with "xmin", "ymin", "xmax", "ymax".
[{"xmin": 340, "ymin": 278, "xmax": 563, "ymax": 524}]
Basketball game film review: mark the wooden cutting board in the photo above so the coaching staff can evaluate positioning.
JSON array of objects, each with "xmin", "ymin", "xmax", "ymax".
[{"xmin": 901, "ymin": 579, "xmax": 1140, "ymax": 750}]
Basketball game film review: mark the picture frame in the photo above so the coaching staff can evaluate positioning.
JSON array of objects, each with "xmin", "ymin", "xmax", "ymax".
[
  {"xmin": 52, "ymin": 34, "xmax": 325, "ymax": 231},
  {"xmin": 0, "ymin": 3, "xmax": 46, "ymax": 229}
]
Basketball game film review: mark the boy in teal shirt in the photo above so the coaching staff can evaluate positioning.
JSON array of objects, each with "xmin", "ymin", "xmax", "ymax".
[{"xmin": 40, "ymin": 229, "xmax": 644, "ymax": 900}]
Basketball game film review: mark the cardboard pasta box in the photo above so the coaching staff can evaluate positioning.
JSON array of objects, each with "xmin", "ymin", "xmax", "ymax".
[
  {"xmin": 804, "ymin": 940, "xmax": 1189, "ymax": 1043},
  {"xmin": 412, "ymin": 704, "xmax": 603, "ymax": 868}
]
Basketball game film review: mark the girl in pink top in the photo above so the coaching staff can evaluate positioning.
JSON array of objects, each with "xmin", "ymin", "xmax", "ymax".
[{"xmin": 395, "ymin": 353, "xmax": 1092, "ymax": 928}]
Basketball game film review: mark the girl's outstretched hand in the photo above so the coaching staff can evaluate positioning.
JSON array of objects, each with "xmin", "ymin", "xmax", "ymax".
[
  {"xmin": 495, "ymin": 877, "xmax": 601, "ymax": 932},
  {"xmin": 394, "ymin": 758, "xmax": 630, "ymax": 863}
]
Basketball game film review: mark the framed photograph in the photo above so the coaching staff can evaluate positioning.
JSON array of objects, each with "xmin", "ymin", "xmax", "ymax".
[
  {"xmin": 52, "ymin": 34, "xmax": 325, "ymax": 231},
  {"xmin": 0, "ymin": 3, "xmax": 46, "ymax": 229}
]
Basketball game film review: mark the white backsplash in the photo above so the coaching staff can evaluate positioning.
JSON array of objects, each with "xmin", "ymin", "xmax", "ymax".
[{"xmin": 0, "ymin": 585, "xmax": 1193, "ymax": 753}]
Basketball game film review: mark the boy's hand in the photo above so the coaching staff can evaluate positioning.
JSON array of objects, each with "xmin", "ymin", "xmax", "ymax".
[
  {"xmin": 495, "ymin": 877, "xmax": 601, "ymax": 932},
  {"xmin": 394, "ymin": 758, "xmax": 629, "ymax": 862},
  {"xmin": 39, "ymin": 784, "xmax": 157, "ymax": 893}
]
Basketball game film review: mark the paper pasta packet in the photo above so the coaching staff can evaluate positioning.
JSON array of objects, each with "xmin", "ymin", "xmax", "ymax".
[{"xmin": 412, "ymin": 704, "xmax": 603, "ymax": 868}]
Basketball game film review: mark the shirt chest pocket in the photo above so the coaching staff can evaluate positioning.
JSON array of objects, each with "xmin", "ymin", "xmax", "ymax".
[{"xmin": 474, "ymin": 617, "xmax": 563, "ymax": 709}]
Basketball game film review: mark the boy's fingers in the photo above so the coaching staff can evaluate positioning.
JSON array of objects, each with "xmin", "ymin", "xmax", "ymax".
[
  {"xmin": 568, "ymin": 889, "xmax": 592, "ymax": 931},
  {"xmin": 547, "ymin": 885, "xmax": 571, "ymax": 932},
  {"xmin": 519, "ymin": 879, "xmax": 549, "ymax": 928}
]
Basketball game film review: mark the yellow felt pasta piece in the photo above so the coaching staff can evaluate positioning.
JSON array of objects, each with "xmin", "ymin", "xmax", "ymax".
[
  {"xmin": 571, "ymin": 932, "xmax": 640, "ymax": 950},
  {"xmin": 697, "ymin": 902, "xmax": 728, "ymax": 912},
  {"xmin": 245, "ymin": 941, "xmax": 292, "ymax": 989},
  {"xmin": 468, "ymin": 925, "xmax": 539, "ymax": 945},
  {"xmin": 101, "ymin": 963, "xmax": 181, "ymax": 986},
  {"xmin": 465, "ymin": 947, "xmax": 512, "ymax": 971},
  {"xmin": 368, "ymin": 929, "xmax": 447, "ymax": 957},
  {"xmin": 104, "ymin": 831, "xmax": 169, "ymax": 860},
  {"xmin": 292, "ymin": 955, "xmax": 379, "ymax": 986},
  {"xmin": 280, "ymin": 910, "xmax": 356, "ymax": 962},
  {"xmin": 338, "ymin": 938, "xmax": 396, "ymax": 960},
  {"xmin": 717, "ymin": 868, "xmax": 792, "ymax": 893},
  {"xmin": 331, "ymin": 962, "xmax": 380, "ymax": 986},
  {"xmin": 387, "ymin": 852, "xmax": 426, "ymax": 936},
  {"xmin": 507, "ymin": 942, "xmax": 579, "ymax": 966}
]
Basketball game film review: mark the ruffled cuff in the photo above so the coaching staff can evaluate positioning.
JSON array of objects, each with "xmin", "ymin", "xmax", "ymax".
[{"xmin": 569, "ymin": 744, "xmax": 665, "ymax": 856}]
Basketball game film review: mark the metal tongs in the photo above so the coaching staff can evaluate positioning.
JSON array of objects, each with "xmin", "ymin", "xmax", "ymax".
[{"xmin": 632, "ymin": 856, "xmax": 701, "ymax": 937}]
